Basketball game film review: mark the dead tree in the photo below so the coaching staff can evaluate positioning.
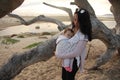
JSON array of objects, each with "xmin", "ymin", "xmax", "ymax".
[
  {"xmin": 28, "ymin": 0, "xmax": 120, "ymax": 70},
  {"xmin": 0, "ymin": 0, "xmax": 120, "ymax": 80},
  {"xmin": 0, "ymin": 4, "xmax": 71, "ymax": 79},
  {"xmin": 72, "ymin": 0, "xmax": 120, "ymax": 70}
]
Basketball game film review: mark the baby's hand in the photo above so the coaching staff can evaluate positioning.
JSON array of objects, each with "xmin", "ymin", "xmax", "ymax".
[{"xmin": 64, "ymin": 67, "xmax": 72, "ymax": 72}]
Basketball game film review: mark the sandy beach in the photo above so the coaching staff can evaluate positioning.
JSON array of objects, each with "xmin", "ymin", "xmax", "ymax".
[{"xmin": 0, "ymin": 16, "xmax": 120, "ymax": 80}]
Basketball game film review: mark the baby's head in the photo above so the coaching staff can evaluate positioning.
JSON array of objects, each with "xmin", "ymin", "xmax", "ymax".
[{"xmin": 64, "ymin": 28, "xmax": 74, "ymax": 38}]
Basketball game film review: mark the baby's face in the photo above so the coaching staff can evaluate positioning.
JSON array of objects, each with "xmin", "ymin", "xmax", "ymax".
[{"xmin": 64, "ymin": 31, "xmax": 74, "ymax": 38}]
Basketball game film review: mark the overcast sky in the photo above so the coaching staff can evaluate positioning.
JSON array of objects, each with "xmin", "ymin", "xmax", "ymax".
[{"xmin": 12, "ymin": 0, "xmax": 112, "ymax": 16}]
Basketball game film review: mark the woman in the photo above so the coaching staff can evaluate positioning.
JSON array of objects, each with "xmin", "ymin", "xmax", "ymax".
[{"xmin": 55, "ymin": 8, "xmax": 92, "ymax": 80}]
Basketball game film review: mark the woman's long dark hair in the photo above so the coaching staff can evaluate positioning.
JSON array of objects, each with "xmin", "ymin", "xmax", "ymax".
[{"xmin": 74, "ymin": 8, "xmax": 92, "ymax": 41}]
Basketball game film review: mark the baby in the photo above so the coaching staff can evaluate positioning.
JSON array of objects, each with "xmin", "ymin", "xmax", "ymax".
[{"xmin": 56, "ymin": 28, "xmax": 75, "ymax": 72}]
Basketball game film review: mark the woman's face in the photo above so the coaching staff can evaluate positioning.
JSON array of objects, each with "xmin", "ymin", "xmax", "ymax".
[{"xmin": 73, "ymin": 13, "xmax": 79, "ymax": 28}]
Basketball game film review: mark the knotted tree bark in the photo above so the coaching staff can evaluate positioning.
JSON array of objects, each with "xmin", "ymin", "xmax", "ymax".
[{"xmin": 109, "ymin": 0, "xmax": 120, "ymax": 54}]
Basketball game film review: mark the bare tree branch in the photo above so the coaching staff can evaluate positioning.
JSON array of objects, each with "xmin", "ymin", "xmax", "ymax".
[
  {"xmin": 8, "ymin": 13, "xmax": 26, "ymax": 24},
  {"xmin": 8, "ymin": 13, "xmax": 70, "ymax": 31},
  {"xmin": 43, "ymin": 2, "xmax": 73, "ymax": 23},
  {"xmin": 71, "ymin": 0, "xmax": 96, "ymax": 17}
]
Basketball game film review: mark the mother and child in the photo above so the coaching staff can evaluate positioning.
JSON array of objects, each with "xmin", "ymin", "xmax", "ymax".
[{"xmin": 55, "ymin": 8, "xmax": 92, "ymax": 80}]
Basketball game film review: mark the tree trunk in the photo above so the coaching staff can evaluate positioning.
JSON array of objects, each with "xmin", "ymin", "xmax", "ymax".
[
  {"xmin": 73, "ymin": 0, "xmax": 96, "ymax": 17},
  {"xmin": 0, "ymin": 37, "xmax": 57, "ymax": 80},
  {"xmin": 109, "ymin": 0, "xmax": 120, "ymax": 55},
  {"xmin": 0, "ymin": 0, "xmax": 24, "ymax": 18},
  {"xmin": 73, "ymin": 0, "xmax": 120, "ymax": 69}
]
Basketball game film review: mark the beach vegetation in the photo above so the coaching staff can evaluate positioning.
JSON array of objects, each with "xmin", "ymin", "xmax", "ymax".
[
  {"xmin": 23, "ymin": 42, "xmax": 43, "ymax": 49},
  {"xmin": 1, "ymin": 38, "xmax": 20, "ymax": 44}
]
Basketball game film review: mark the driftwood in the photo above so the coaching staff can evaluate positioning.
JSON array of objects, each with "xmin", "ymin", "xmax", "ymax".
[{"xmin": 0, "ymin": 0, "xmax": 120, "ymax": 79}]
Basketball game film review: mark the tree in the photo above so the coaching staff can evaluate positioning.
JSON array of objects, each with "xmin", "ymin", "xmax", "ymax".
[
  {"xmin": 0, "ymin": 0, "xmax": 120, "ymax": 79},
  {"xmin": 72, "ymin": 0, "xmax": 120, "ymax": 70}
]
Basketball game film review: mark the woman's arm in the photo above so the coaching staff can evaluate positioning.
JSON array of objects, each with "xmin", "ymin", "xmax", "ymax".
[
  {"xmin": 55, "ymin": 40, "xmax": 87, "ymax": 59},
  {"xmin": 68, "ymin": 30, "xmax": 85, "ymax": 45}
]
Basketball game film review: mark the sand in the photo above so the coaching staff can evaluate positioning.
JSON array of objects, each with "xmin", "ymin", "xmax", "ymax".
[{"xmin": 0, "ymin": 16, "xmax": 120, "ymax": 80}]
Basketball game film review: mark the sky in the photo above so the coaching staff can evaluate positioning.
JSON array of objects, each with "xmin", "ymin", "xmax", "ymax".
[{"xmin": 12, "ymin": 0, "xmax": 112, "ymax": 16}]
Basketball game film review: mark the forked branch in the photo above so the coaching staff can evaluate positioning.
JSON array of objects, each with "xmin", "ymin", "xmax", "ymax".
[{"xmin": 43, "ymin": 2, "xmax": 73, "ymax": 22}]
